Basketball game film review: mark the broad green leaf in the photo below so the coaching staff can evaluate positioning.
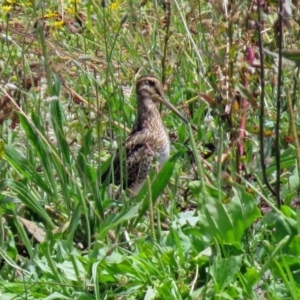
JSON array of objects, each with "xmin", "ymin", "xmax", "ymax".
[
  {"xmin": 210, "ymin": 255, "xmax": 243, "ymax": 291},
  {"xmin": 44, "ymin": 292, "xmax": 72, "ymax": 300},
  {"xmin": 56, "ymin": 260, "xmax": 85, "ymax": 281},
  {"xmin": 197, "ymin": 184, "xmax": 261, "ymax": 243},
  {"xmin": 287, "ymin": 235, "xmax": 300, "ymax": 256},
  {"xmin": 274, "ymin": 206, "xmax": 297, "ymax": 242},
  {"xmin": 166, "ymin": 228, "xmax": 191, "ymax": 258}
]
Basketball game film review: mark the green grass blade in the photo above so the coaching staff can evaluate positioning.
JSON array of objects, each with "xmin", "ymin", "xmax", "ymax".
[
  {"xmin": 4, "ymin": 145, "xmax": 53, "ymax": 196},
  {"xmin": 0, "ymin": 179, "xmax": 55, "ymax": 229}
]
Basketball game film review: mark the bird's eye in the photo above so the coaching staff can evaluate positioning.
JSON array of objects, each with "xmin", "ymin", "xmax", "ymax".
[{"xmin": 148, "ymin": 80, "xmax": 155, "ymax": 86}]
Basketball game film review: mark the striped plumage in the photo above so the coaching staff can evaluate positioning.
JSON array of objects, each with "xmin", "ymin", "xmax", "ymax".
[{"xmin": 102, "ymin": 75, "xmax": 188, "ymax": 196}]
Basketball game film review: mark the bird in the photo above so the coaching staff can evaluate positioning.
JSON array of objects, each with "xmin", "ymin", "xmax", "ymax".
[{"xmin": 102, "ymin": 75, "xmax": 189, "ymax": 197}]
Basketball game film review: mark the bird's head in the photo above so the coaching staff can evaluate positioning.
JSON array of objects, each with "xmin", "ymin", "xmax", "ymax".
[{"xmin": 136, "ymin": 75, "xmax": 189, "ymax": 124}]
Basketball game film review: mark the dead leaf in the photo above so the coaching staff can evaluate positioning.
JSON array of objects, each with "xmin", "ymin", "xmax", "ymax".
[{"xmin": 19, "ymin": 217, "xmax": 46, "ymax": 243}]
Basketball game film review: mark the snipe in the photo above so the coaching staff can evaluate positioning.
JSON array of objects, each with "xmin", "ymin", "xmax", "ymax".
[{"xmin": 102, "ymin": 75, "xmax": 189, "ymax": 196}]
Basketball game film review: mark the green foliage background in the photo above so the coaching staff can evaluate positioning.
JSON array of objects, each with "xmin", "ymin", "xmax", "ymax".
[{"xmin": 0, "ymin": 0, "xmax": 300, "ymax": 299}]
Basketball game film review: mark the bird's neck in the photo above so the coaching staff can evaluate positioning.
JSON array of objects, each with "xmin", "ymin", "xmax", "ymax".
[{"xmin": 135, "ymin": 97, "xmax": 163, "ymax": 131}]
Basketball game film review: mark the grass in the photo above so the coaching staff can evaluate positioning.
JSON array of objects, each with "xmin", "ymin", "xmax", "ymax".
[{"xmin": 1, "ymin": 0, "xmax": 300, "ymax": 299}]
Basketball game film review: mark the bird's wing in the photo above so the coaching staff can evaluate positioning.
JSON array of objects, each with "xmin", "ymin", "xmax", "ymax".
[
  {"xmin": 101, "ymin": 129, "xmax": 155, "ymax": 190},
  {"xmin": 125, "ymin": 129, "xmax": 151, "ymax": 149}
]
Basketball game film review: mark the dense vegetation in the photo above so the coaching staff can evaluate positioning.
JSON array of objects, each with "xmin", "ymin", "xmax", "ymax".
[{"xmin": 0, "ymin": 0, "xmax": 300, "ymax": 299}]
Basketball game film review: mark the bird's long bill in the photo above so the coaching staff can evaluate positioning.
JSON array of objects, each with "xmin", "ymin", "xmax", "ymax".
[{"xmin": 160, "ymin": 96, "xmax": 189, "ymax": 124}]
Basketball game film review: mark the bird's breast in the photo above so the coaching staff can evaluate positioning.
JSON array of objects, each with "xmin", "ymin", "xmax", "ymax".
[
  {"xmin": 156, "ymin": 146, "xmax": 170, "ymax": 166},
  {"xmin": 155, "ymin": 137, "xmax": 170, "ymax": 167}
]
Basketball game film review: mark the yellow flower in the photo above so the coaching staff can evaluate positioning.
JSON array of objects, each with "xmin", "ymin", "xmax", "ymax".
[
  {"xmin": 110, "ymin": 0, "xmax": 122, "ymax": 10},
  {"xmin": 110, "ymin": 3, "xmax": 118, "ymax": 10},
  {"xmin": 44, "ymin": 12, "xmax": 59, "ymax": 18},
  {"xmin": 2, "ymin": 5, "xmax": 12, "ymax": 11},
  {"xmin": 67, "ymin": 7, "xmax": 76, "ymax": 15},
  {"xmin": 231, "ymin": 100, "xmax": 240, "ymax": 112},
  {"xmin": 54, "ymin": 20, "xmax": 64, "ymax": 28},
  {"xmin": 6, "ymin": 0, "xmax": 16, "ymax": 4}
]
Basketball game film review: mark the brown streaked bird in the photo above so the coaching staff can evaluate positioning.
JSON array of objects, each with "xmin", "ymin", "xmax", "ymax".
[{"xmin": 102, "ymin": 75, "xmax": 189, "ymax": 196}]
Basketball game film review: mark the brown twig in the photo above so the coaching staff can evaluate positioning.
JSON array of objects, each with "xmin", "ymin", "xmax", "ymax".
[
  {"xmin": 257, "ymin": 0, "xmax": 277, "ymax": 199},
  {"xmin": 161, "ymin": 1, "xmax": 171, "ymax": 85},
  {"xmin": 274, "ymin": 0, "xmax": 284, "ymax": 207}
]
